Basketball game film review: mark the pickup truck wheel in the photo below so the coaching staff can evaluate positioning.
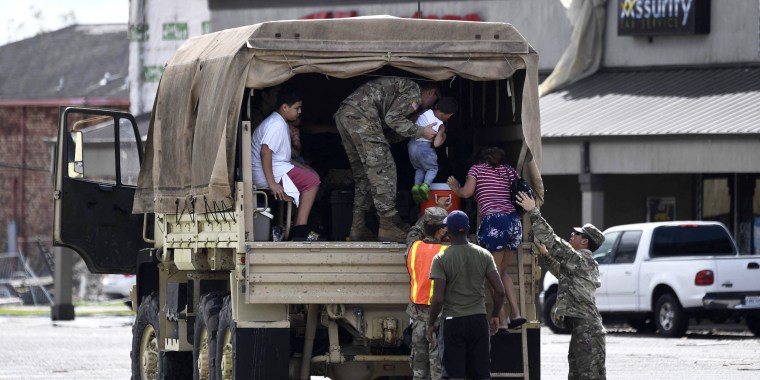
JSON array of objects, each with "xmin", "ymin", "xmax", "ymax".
[
  {"xmin": 746, "ymin": 315, "xmax": 760, "ymax": 336},
  {"xmin": 543, "ymin": 292, "xmax": 570, "ymax": 334},
  {"xmin": 193, "ymin": 293, "xmax": 225, "ymax": 380},
  {"xmin": 131, "ymin": 292, "xmax": 192, "ymax": 380},
  {"xmin": 654, "ymin": 293, "xmax": 688, "ymax": 337}
]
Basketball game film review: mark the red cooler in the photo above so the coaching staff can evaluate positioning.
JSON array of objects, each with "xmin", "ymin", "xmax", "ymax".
[{"xmin": 419, "ymin": 183, "xmax": 461, "ymax": 214}]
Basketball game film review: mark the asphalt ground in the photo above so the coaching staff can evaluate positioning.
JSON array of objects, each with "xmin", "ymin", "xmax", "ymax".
[{"xmin": 0, "ymin": 308, "xmax": 757, "ymax": 380}]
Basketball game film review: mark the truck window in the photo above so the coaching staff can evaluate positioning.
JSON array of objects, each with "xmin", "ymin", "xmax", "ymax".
[
  {"xmin": 593, "ymin": 231, "xmax": 621, "ymax": 264},
  {"xmin": 613, "ymin": 230, "xmax": 642, "ymax": 264},
  {"xmin": 118, "ymin": 118, "xmax": 141, "ymax": 186},
  {"xmin": 66, "ymin": 113, "xmax": 117, "ymax": 184},
  {"xmin": 651, "ymin": 225, "xmax": 735, "ymax": 257}
]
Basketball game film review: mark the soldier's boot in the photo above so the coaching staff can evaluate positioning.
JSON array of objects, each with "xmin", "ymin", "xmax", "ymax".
[
  {"xmin": 349, "ymin": 211, "xmax": 376, "ymax": 241},
  {"xmin": 378, "ymin": 213, "xmax": 410, "ymax": 243}
]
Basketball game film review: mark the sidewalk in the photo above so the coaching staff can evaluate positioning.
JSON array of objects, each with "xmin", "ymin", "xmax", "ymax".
[{"xmin": 0, "ymin": 300, "xmax": 134, "ymax": 316}]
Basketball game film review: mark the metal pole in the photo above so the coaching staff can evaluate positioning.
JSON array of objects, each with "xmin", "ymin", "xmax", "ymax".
[{"xmin": 51, "ymin": 246, "xmax": 75, "ymax": 320}]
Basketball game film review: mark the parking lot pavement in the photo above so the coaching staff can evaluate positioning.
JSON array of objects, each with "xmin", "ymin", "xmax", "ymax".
[
  {"xmin": 0, "ymin": 315, "xmax": 133, "ymax": 379},
  {"xmin": 541, "ymin": 324, "xmax": 760, "ymax": 380},
  {"xmin": 0, "ymin": 313, "xmax": 758, "ymax": 379}
]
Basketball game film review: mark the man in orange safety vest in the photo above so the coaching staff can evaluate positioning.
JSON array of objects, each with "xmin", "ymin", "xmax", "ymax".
[{"xmin": 405, "ymin": 206, "xmax": 448, "ymax": 380}]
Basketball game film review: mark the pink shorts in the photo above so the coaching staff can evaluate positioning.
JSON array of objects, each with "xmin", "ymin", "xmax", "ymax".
[{"xmin": 285, "ymin": 166, "xmax": 320, "ymax": 193}]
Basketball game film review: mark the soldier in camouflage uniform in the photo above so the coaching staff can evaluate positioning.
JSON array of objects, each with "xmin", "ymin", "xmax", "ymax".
[
  {"xmin": 515, "ymin": 191, "xmax": 607, "ymax": 380},
  {"xmin": 405, "ymin": 206, "xmax": 448, "ymax": 380},
  {"xmin": 334, "ymin": 77, "xmax": 439, "ymax": 242}
]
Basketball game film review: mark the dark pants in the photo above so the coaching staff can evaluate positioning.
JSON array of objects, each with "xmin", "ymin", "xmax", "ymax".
[{"xmin": 440, "ymin": 314, "xmax": 491, "ymax": 379}]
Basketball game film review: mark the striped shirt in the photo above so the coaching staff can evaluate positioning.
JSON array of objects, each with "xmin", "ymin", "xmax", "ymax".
[{"xmin": 467, "ymin": 163, "xmax": 518, "ymax": 216}]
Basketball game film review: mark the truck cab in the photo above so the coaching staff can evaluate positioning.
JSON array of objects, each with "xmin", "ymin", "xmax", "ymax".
[
  {"xmin": 53, "ymin": 17, "xmax": 545, "ymax": 380},
  {"xmin": 541, "ymin": 221, "xmax": 760, "ymax": 337}
]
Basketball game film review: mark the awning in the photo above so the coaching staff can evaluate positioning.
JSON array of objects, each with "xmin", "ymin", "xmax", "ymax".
[{"xmin": 540, "ymin": 66, "xmax": 760, "ymax": 137}]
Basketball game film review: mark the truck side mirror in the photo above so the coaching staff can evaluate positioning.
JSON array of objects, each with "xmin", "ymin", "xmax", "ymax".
[{"xmin": 67, "ymin": 131, "xmax": 84, "ymax": 178}]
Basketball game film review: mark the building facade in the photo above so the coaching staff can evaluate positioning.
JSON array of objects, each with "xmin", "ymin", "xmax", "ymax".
[
  {"xmin": 0, "ymin": 25, "xmax": 129, "ymax": 256},
  {"xmin": 129, "ymin": 0, "xmax": 760, "ymax": 254}
]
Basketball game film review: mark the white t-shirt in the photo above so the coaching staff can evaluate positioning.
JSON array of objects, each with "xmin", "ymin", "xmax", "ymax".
[
  {"xmin": 251, "ymin": 112, "xmax": 294, "ymax": 188},
  {"xmin": 415, "ymin": 109, "xmax": 442, "ymax": 142}
]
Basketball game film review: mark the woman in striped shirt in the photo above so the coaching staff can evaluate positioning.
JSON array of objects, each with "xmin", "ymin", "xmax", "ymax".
[{"xmin": 446, "ymin": 147, "xmax": 526, "ymax": 333}]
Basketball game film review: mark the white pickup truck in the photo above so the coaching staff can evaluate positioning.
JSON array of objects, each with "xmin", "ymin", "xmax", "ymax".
[{"xmin": 539, "ymin": 221, "xmax": 760, "ymax": 337}]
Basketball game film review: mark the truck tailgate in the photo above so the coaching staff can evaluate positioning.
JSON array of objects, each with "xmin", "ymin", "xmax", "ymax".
[
  {"xmin": 714, "ymin": 256, "xmax": 760, "ymax": 292},
  {"xmin": 246, "ymin": 242, "xmax": 409, "ymax": 304}
]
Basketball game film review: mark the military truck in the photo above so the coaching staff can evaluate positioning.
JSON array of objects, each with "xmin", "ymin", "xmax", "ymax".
[{"xmin": 53, "ymin": 16, "xmax": 545, "ymax": 380}]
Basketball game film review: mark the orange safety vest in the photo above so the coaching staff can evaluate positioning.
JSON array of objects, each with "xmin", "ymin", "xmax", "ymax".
[{"xmin": 406, "ymin": 241, "xmax": 446, "ymax": 305}]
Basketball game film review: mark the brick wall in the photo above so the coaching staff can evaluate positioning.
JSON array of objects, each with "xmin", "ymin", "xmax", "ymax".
[{"xmin": 0, "ymin": 104, "xmax": 129, "ymax": 257}]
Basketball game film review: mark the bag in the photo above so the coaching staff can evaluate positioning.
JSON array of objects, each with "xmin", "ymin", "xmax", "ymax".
[
  {"xmin": 510, "ymin": 177, "xmax": 534, "ymax": 213},
  {"xmin": 402, "ymin": 323, "xmax": 413, "ymax": 347}
]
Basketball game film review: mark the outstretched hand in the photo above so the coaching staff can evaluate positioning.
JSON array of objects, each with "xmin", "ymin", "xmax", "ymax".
[
  {"xmin": 515, "ymin": 191, "xmax": 536, "ymax": 212},
  {"xmin": 533, "ymin": 238, "xmax": 548, "ymax": 256}
]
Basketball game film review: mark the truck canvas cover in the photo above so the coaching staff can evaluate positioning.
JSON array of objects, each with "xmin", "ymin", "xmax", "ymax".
[{"xmin": 133, "ymin": 16, "xmax": 542, "ymax": 213}]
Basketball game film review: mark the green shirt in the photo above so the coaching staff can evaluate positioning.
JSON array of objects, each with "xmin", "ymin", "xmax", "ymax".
[{"xmin": 429, "ymin": 242, "xmax": 497, "ymax": 318}]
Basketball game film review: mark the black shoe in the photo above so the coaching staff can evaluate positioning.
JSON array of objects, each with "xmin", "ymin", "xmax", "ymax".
[
  {"xmin": 290, "ymin": 225, "xmax": 324, "ymax": 241},
  {"xmin": 507, "ymin": 317, "xmax": 527, "ymax": 329},
  {"xmin": 289, "ymin": 225, "xmax": 310, "ymax": 241}
]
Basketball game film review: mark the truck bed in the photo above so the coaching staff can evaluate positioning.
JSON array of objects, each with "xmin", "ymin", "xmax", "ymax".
[{"xmin": 246, "ymin": 242, "xmax": 409, "ymax": 304}]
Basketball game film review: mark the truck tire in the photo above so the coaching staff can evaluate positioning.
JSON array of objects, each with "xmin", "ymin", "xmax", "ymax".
[
  {"xmin": 543, "ymin": 292, "xmax": 570, "ymax": 334},
  {"xmin": 193, "ymin": 293, "xmax": 225, "ymax": 380},
  {"xmin": 216, "ymin": 296, "xmax": 233, "ymax": 380},
  {"xmin": 215, "ymin": 296, "xmax": 290, "ymax": 380},
  {"xmin": 746, "ymin": 315, "xmax": 760, "ymax": 337},
  {"xmin": 654, "ymin": 293, "xmax": 688, "ymax": 337},
  {"xmin": 131, "ymin": 292, "xmax": 192, "ymax": 379}
]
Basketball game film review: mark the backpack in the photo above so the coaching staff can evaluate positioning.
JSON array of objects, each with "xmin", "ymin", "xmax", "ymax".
[{"xmin": 510, "ymin": 176, "xmax": 534, "ymax": 213}]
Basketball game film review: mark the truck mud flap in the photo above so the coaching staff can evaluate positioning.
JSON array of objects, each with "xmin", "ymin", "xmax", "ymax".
[
  {"xmin": 235, "ymin": 327, "xmax": 289, "ymax": 379},
  {"xmin": 490, "ymin": 326, "xmax": 540, "ymax": 380}
]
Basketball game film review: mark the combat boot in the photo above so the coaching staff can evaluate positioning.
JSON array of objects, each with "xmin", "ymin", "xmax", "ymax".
[
  {"xmin": 378, "ymin": 213, "xmax": 410, "ymax": 243},
  {"xmin": 349, "ymin": 211, "xmax": 376, "ymax": 241}
]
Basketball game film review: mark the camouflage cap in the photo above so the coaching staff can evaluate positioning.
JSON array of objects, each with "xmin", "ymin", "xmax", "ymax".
[
  {"xmin": 422, "ymin": 207, "xmax": 448, "ymax": 226},
  {"xmin": 573, "ymin": 224, "xmax": 604, "ymax": 247}
]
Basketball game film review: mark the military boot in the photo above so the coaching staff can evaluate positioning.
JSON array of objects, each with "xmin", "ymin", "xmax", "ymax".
[
  {"xmin": 378, "ymin": 213, "xmax": 410, "ymax": 243},
  {"xmin": 349, "ymin": 211, "xmax": 376, "ymax": 241}
]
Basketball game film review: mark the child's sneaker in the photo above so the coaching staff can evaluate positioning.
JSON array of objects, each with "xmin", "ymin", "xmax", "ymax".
[
  {"xmin": 411, "ymin": 184, "xmax": 422, "ymax": 203},
  {"xmin": 420, "ymin": 183, "xmax": 430, "ymax": 201}
]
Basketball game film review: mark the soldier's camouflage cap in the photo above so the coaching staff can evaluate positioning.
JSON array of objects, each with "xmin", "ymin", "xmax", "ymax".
[
  {"xmin": 573, "ymin": 224, "xmax": 604, "ymax": 247},
  {"xmin": 422, "ymin": 207, "xmax": 448, "ymax": 226}
]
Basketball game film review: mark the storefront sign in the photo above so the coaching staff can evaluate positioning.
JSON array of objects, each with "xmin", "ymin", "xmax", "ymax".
[
  {"xmin": 618, "ymin": 0, "xmax": 710, "ymax": 36},
  {"xmin": 647, "ymin": 197, "xmax": 676, "ymax": 222}
]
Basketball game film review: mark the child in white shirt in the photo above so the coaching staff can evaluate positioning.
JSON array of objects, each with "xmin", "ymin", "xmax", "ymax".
[{"xmin": 408, "ymin": 97, "xmax": 458, "ymax": 203}]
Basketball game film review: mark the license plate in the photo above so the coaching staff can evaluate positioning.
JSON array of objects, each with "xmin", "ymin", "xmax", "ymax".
[{"xmin": 745, "ymin": 296, "xmax": 760, "ymax": 308}]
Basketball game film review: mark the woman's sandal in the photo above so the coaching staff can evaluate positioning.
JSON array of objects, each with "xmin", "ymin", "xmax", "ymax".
[{"xmin": 507, "ymin": 317, "xmax": 527, "ymax": 329}]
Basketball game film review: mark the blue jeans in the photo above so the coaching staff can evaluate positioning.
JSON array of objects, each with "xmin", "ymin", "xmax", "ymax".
[{"xmin": 408, "ymin": 140, "xmax": 438, "ymax": 186}]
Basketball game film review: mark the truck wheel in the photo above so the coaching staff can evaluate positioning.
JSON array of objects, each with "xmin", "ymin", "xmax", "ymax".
[
  {"xmin": 627, "ymin": 318, "xmax": 656, "ymax": 334},
  {"xmin": 131, "ymin": 292, "xmax": 192, "ymax": 379},
  {"xmin": 654, "ymin": 293, "xmax": 688, "ymax": 337},
  {"xmin": 543, "ymin": 292, "xmax": 570, "ymax": 334},
  {"xmin": 193, "ymin": 293, "xmax": 225, "ymax": 380},
  {"xmin": 216, "ymin": 296, "xmax": 235, "ymax": 380},
  {"xmin": 746, "ymin": 315, "xmax": 760, "ymax": 336}
]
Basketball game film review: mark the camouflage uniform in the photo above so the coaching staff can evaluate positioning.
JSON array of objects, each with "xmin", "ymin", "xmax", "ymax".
[
  {"xmin": 406, "ymin": 207, "xmax": 449, "ymax": 246},
  {"xmin": 406, "ymin": 303, "xmax": 442, "ymax": 380},
  {"xmin": 334, "ymin": 77, "xmax": 425, "ymax": 217},
  {"xmin": 405, "ymin": 206, "xmax": 448, "ymax": 380},
  {"xmin": 529, "ymin": 208, "xmax": 607, "ymax": 380}
]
